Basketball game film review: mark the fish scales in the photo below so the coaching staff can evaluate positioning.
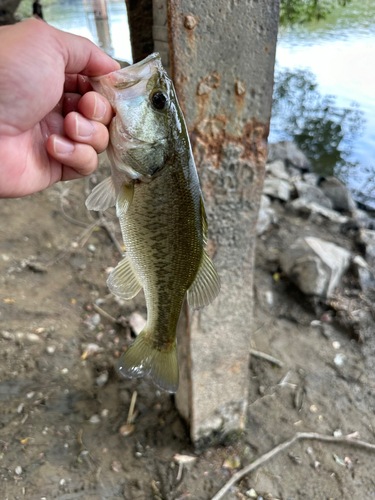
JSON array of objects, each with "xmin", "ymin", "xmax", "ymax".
[
  {"xmin": 86, "ymin": 53, "xmax": 220, "ymax": 392},
  {"xmin": 121, "ymin": 163, "xmax": 202, "ymax": 346}
]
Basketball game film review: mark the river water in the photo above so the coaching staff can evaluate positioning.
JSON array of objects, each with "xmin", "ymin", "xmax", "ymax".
[{"xmin": 44, "ymin": 0, "xmax": 375, "ymax": 205}]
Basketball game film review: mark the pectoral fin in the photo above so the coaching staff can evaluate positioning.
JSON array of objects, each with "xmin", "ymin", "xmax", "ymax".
[
  {"xmin": 107, "ymin": 254, "xmax": 142, "ymax": 299},
  {"xmin": 85, "ymin": 177, "xmax": 116, "ymax": 211},
  {"xmin": 116, "ymin": 183, "xmax": 134, "ymax": 217},
  {"xmin": 187, "ymin": 250, "xmax": 220, "ymax": 310}
]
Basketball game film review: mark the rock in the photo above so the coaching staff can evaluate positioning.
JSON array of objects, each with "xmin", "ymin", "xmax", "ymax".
[
  {"xmin": 263, "ymin": 179, "xmax": 290, "ymax": 201},
  {"xmin": 268, "ymin": 141, "xmax": 311, "ymax": 171},
  {"xmin": 95, "ymin": 371, "xmax": 109, "ymax": 387},
  {"xmin": 319, "ymin": 177, "xmax": 356, "ymax": 212},
  {"xmin": 358, "ymin": 229, "xmax": 375, "ymax": 260},
  {"xmin": 266, "ymin": 160, "xmax": 289, "ymax": 180},
  {"xmin": 173, "ymin": 454, "xmax": 198, "ymax": 465},
  {"xmin": 303, "ymin": 173, "xmax": 319, "ymax": 186},
  {"xmin": 256, "ymin": 195, "xmax": 277, "ymax": 235},
  {"xmin": 15, "ymin": 466, "xmax": 22, "ymax": 475},
  {"xmin": 280, "ymin": 237, "xmax": 351, "ymax": 298},
  {"xmin": 352, "ymin": 255, "xmax": 375, "ymax": 290},
  {"xmin": 129, "ymin": 312, "xmax": 147, "ymax": 336},
  {"xmin": 288, "ymin": 198, "xmax": 349, "ymax": 224},
  {"xmin": 1, "ymin": 330, "xmax": 14, "ymax": 340},
  {"xmin": 89, "ymin": 414, "xmax": 101, "ymax": 424},
  {"xmin": 46, "ymin": 345, "xmax": 56, "ymax": 355},
  {"xmin": 294, "ymin": 181, "xmax": 333, "ymax": 209},
  {"xmin": 351, "ymin": 209, "xmax": 375, "ymax": 230}
]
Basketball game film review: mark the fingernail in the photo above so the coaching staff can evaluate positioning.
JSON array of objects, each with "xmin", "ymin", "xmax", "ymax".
[
  {"xmin": 76, "ymin": 114, "xmax": 94, "ymax": 138},
  {"xmin": 92, "ymin": 93, "xmax": 106, "ymax": 120},
  {"xmin": 53, "ymin": 136, "xmax": 74, "ymax": 155}
]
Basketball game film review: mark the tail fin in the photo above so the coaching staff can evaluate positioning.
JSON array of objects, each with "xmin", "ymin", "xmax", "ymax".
[{"xmin": 118, "ymin": 331, "xmax": 179, "ymax": 393}]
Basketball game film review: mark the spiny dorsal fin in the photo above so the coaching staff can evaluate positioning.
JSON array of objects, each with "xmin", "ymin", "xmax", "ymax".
[
  {"xmin": 85, "ymin": 176, "xmax": 116, "ymax": 211},
  {"xmin": 116, "ymin": 183, "xmax": 134, "ymax": 217},
  {"xmin": 187, "ymin": 250, "xmax": 220, "ymax": 310},
  {"xmin": 107, "ymin": 253, "xmax": 142, "ymax": 299},
  {"xmin": 118, "ymin": 331, "xmax": 179, "ymax": 393}
]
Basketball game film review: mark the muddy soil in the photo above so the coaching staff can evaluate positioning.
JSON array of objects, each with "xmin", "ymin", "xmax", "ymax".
[{"xmin": 1, "ymin": 166, "xmax": 375, "ymax": 500}]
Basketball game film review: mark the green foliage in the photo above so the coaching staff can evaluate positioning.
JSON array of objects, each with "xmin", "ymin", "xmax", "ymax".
[
  {"xmin": 271, "ymin": 68, "xmax": 364, "ymax": 179},
  {"xmin": 16, "ymin": 0, "xmax": 54, "ymax": 21},
  {"xmin": 280, "ymin": 0, "xmax": 351, "ymax": 25}
]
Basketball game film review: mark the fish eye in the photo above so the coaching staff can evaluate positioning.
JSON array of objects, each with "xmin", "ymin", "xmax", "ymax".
[{"xmin": 151, "ymin": 91, "xmax": 167, "ymax": 110}]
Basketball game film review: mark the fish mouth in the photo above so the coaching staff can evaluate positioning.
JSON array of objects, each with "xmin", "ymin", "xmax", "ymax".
[{"xmin": 90, "ymin": 53, "xmax": 162, "ymax": 104}]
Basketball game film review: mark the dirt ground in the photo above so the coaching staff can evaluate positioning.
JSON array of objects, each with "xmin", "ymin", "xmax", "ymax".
[{"xmin": 1, "ymin": 163, "xmax": 375, "ymax": 500}]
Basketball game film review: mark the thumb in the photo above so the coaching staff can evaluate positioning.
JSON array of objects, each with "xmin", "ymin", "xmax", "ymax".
[{"xmin": 50, "ymin": 22, "xmax": 120, "ymax": 76}]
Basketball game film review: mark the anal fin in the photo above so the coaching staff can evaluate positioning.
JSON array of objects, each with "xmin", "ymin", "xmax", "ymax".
[
  {"xmin": 187, "ymin": 250, "xmax": 220, "ymax": 310},
  {"xmin": 107, "ymin": 254, "xmax": 142, "ymax": 299},
  {"xmin": 85, "ymin": 176, "xmax": 116, "ymax": 211}
]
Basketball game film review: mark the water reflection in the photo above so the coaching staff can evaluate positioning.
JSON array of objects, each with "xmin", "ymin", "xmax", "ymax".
[
  {"xmin": 271, "ymin": 67, "xmax": 364, "ymax": 181},
  {"xmin": 45, "ymin": 0, "xmax": 131, "ymax": 62}
]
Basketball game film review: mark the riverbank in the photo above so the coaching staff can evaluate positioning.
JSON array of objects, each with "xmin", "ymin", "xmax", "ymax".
[{"xmin": 1, "ymin": 148, "xmax": 375, "ymax": 498}]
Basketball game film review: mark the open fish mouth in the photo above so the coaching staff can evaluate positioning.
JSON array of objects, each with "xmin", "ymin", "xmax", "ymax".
[{"xmin": 90, "ymin": 53, "xmax": 162, "ymax": 104}]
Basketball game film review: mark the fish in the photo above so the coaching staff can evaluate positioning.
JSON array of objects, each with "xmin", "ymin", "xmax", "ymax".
[{"xmin": 86, "ymin": 53, "xmax": 220, "ymax": 393}]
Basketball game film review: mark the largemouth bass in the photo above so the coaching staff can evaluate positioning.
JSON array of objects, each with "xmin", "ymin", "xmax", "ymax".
[{"xmin": 86, "ymin": 53, "xmax": 220, "ymax": 393}]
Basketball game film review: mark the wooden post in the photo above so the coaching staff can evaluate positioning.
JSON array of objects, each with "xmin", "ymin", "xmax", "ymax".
[{"xmin": 126, "ymin": 0, "xmax": 280, "ymax": 443}]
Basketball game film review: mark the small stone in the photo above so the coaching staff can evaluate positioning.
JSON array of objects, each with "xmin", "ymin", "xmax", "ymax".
[
  {"xmin": 174, "ymin": 454, "xmax": 197, "ymax": 465},
  {"xmin": 88, "ymin": 244, "xmax": 96, "ymax": 252},
  {"xmin": 358, "ymin": 229, "xmax": 375, "ymax": 260},
  {"xmin": 332, "ymin": 341, "xmax": 340, "ymax": 350},
  {"xmin": 294, "ymin": 181, "xmax": 333, "ymax": 209},
  {"xmin": 26, "ymin": 391, "xmax": 35, "ymax": 399},
  {"xmin": 333, "ymin": 429, "xmax": 342, "ymax": 437},
  {"xmin": 61, "ymin": 368, "xmax": 69, "ymax": 375},
  {"xmin": 59, "ymin": 479, "xmax": 66, "ymax": 486},
  {"xmin": 246, "ymin": 489, "xmax": 257, "ymax": 498},
  {"xmin": 81, "ymin": 343, "xmax": 102, "ymax": 359},
  {"xmin": 129, "ymin": 312, "xmax": 147, "ymax": 336},
  {"xmin": 334, "ymin": 353, "xmax": 346, "ymax": 366},
  {"xmin": 17, "ymin": 403, "xmax": 24, "ymax": 414},
  {"xmin": 111, "ymin": 460, "xmax": 122, "ymax": 472},
  {"xmin": 263, "ymin": 178, "xmax": 290, "ymax": 201},
  {"xmin": 268, "ymin": 141, "xmax": 311, "ymax": 171},
  {"xmin": 266, "ymin": 159, "xmax": 289, "ymax": 180},
  {"xmin": 24, "ymin": 333, "xmax": 42, "ymax": 344},
  {"xmin": 310, "ymin": 404, "xmax": 318, "ymax": 413},
  {"xmin": 15, "ymin": 466, "xmax": 22, "ymax": 475},
  {"xmin": 1, "ymin": 330, "xmax": 14, "ymax": 340},
  {"xmin": 257, "ymin": 195, "xmax": 277, "ymax": 235},
  {"xmin": 101, "ymin": 409, "xmax": 109, "ymax": 418},
  {"xmin": 46, "ymin": 345, "xmax": 56, "ymax": 355},
  {"xmin": 91, "ymin": 313, "xmax": 101, "ymax": 326},
  {"xmin": 319, "ymin": 177, "xmax": 355, "ymax": 212},
  {"xmin": 120, "ymin": 424, "xmax": 135, "ymax": 437},
  {"xmin": 288, "ymin": 198, "xmax": 349, "ymax": 224},
  {"xmin": 89, "ymin": 414, "xmax": 101, "ymax": 424},
  {"xmin": 95, "ymin": 371, "xmax": 109, "ymax": 387}
]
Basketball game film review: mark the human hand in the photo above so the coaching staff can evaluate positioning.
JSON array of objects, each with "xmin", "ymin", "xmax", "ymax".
[{"xmin": 0, "ymin": 19, "xmax": 120, "ymax": 198}]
